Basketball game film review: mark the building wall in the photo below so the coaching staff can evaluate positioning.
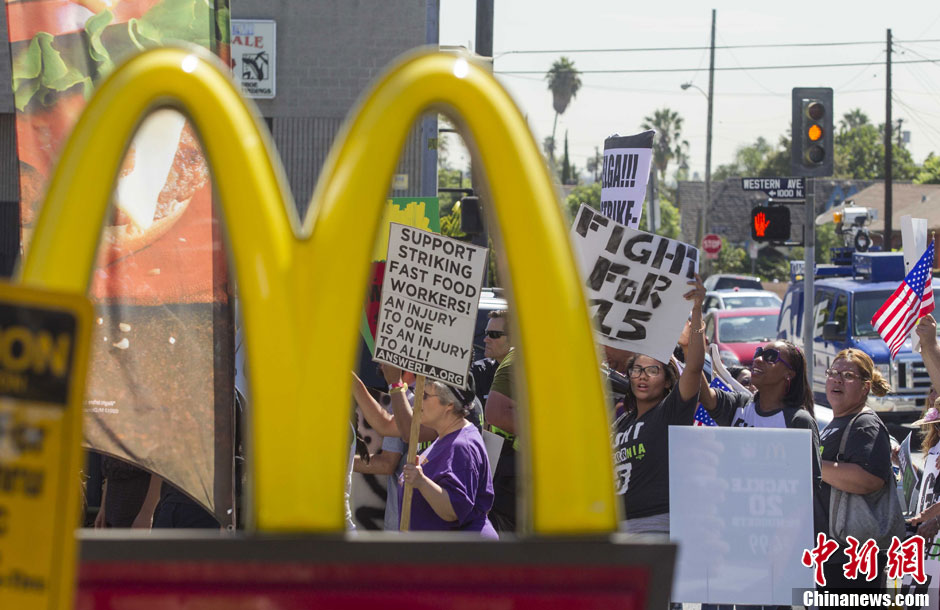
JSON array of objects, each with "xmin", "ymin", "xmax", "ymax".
[{"xmin": 0, "ymin": 0, "xmax": 435, "ymax": 247}]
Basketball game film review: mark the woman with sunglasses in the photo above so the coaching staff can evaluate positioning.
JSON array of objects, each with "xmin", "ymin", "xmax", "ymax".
[
  {"xmin": 400, "ymin": 381, "xmax": 497, "ymax": 538},
  {"xmin": 611, "ymin": 275, "xmax": 706, "ymax": 536},
  {"xmin": 700, "ymin": 341, "xmax": 825, "ymax": 533},
  {"xmin": 817, "ymin": 348, "xmax": 898, "ymax": 592}
]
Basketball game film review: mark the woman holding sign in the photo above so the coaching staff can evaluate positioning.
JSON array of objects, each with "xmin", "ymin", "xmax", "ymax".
[
  {"xmin": 400, "ymin": 381, "xmax": 497, "ymax": 538},
  {"xmin": 611, "ymin": 275, "xmax": 706, "ymax": 536},
  {"xmin": 908, "ymin": 315, "xmax": 940, "ymax": 538}
]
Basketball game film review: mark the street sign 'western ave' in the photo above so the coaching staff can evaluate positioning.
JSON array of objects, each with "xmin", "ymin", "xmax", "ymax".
[{"xmin": 741, "ymin": 177, "xmax": 805, "ymax": 200}]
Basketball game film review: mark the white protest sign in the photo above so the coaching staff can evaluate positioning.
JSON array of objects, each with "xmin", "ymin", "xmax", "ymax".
[
  {"xmin": 669, "ymin": 426, "xmax": 815, "ymax": 604},
  {"xmin": 373, "ymin": 224, "xmax": 488, "ymax": 388},
  {"xmin": 599, "ymin": 131, "xmax": 654, "ymax": 228},
  {"xmin": 571, "ymin": 203, "xmax": 699, "ymax": 363},
  {"xmin": 901, "ymin": 443, "xmax": 940, "ymax": 608},
  {"xmin": 901, "ymin": 215, "xmax": 930, "ymax": 352}
]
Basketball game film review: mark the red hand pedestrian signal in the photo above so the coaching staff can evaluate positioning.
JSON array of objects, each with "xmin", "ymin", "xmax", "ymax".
[
  {"xmin": 754, "ymin": 212, "xmax": 770, "ymax": 237},
  {"xmin": 750, "ymin": 206, "xmax": 791, "ymax": 242}
]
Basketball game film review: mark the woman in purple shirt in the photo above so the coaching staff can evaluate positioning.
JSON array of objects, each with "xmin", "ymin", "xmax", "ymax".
[{"xmin": 401, "ymin": 381, "xmax": 497, "ymax": 538}]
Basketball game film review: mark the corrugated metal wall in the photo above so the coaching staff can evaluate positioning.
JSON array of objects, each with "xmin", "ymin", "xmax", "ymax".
[
  {"xmin": 0, "ymin": 113, "xmax": 19, "ymax": 276},
  {"xmin": 270, "ymin": 116, "xmax": 426, "ymax": 219}
]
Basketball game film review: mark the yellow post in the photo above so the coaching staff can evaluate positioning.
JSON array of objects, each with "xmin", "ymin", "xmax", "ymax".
[{"xmin": 20, "ymin": 46, "xmax": 616, "ymax": 534}]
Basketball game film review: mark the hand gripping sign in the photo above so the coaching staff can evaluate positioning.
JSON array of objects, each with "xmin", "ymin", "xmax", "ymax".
[{"xmin": 18, "ymin": 47, "xmax": 616, "ymax": 536}]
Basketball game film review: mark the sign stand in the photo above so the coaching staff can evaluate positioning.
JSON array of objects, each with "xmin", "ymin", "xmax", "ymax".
[{"xmin": 399, "ymin": 374, "xmax": 426, "ymax": 531}]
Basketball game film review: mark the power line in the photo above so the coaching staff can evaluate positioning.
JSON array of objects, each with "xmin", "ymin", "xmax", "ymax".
[
  {"xmin": 495, "ymin": 58, "xmax": 940, "ymax": 75},
  {"xmin": 496, "ymin": 38, "xmax": 940, "ymax": 56}
]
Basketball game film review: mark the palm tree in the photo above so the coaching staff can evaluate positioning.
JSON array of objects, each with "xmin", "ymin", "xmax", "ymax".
[
  {"xmin": 641, "ymin": 107, "xmax": 686, "ymax": 186},
  {"xmin": 545, "ymin": 57, "xmax": 582, "ymax": 161},
  {"xmin": 839, "ymin": 109, "xmax": 870, "ymax": 134}
]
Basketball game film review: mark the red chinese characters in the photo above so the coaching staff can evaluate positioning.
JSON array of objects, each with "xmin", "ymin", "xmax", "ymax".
[{"xmin": 801, "ymin": 534, "xmax": 926, "ymax": 586}]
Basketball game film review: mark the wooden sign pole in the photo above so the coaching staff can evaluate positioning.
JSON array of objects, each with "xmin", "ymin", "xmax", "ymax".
[{"xmin": 399, "ymin": 374, "xmax": 426, "ymax": 531}]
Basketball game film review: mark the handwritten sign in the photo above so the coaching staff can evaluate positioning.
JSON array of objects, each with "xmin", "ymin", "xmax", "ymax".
[
  {"xmin": 571, "ymin": 203, "xmax": 698, "ymax": 363},
  {"xmin": 670, "ymin": 427, "xmax": 815, "ymax": 604},
  {"xmin": 599, "ymin": 131, "xmax": 654, "ymax": 228},
  {"xmin": 373, "ymin": 224, "xmax": 488, "ymax": 388},
  {"xmin": 0, "ymin": 284, "xmax": 92, "ymax": 610}
]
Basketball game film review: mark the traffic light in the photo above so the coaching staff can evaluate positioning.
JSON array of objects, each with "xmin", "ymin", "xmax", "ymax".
[
  {"xmin": 791, "ymin": 87, "xmax": 833, "ymax": 177},
  {"xmin": 751, "ymin": 205, "xmax": 791, "ymax": 242}
]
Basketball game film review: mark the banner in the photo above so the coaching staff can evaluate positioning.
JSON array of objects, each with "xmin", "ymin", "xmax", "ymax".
[
  {"xmin": 670, "ymin": 426, "xmax": 815, "ymax": 604},
  {"xmin": 571, "ymin": 203, "xmax": 699, "ymax": 363},
  {"xmin": 0, "ymin": 284, "xmax": 92, "ymax": 610},
  {"xmin": 232, "ymin": 19, "xmax": 276, "ymax": 99},
  {"xmin": 5, "ymin": 0, "xmax": 235, "ymax": 524},
  {"xmin": 599, "ymin": 131, "xmax": 654, "ymax": 228},
  {"xmin": 361, "ymin": 198, "xmax": 440, "ymax": 355},
  {"xmin": 373, "ymin": 224, "xmax": 487, "ymax": 389}
]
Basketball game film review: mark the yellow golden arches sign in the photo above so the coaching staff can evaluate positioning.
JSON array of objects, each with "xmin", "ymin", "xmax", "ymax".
[{"xmin": 19, "ymin": 47, "xmax": 616, "ymax": 534}]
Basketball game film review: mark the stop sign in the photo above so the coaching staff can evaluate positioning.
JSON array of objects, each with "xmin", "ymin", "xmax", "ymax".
[{"xmin": 702, "ymin": 234, "xmax": 722, "ymax": 256}]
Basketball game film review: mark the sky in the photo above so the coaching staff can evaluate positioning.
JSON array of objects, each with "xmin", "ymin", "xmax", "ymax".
[{"xmin": 439, "ymin": 0, "xmax": 940, "ymax": 181}]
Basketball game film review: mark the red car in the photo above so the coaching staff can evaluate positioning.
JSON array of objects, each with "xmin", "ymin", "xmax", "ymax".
[{"xmin": 704, "ymin": 307, "xmax": 781, "ymax": 367}]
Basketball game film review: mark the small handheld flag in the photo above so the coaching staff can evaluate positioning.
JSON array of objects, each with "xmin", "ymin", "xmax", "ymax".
[{"xmin": 872, "ymin": 239, "xmax": 935, "ymax": 359}]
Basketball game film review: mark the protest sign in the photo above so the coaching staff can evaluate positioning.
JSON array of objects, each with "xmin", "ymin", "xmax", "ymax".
[
  {"xmin": 899, "ymin": 431, "xmax": 921, "ymax": 513},
  {"xmin": 599, "ymin": 131, "xmax": 654, "ymax": 228},
  {"xmin": 571, "ymin": 203, "xmax": 699, "ymax": 363},
  {"xmin": 0, "ymin": 284, "xmax": 92, "ymax": 610},
  {"xmin": 670, "ymin": 426, "xmax": 815, "ymax": 604},
  {"xmin": 373, "ymin": 224, "xmax": 488, "ymax": 389},
  {"xmin": 901, "ymin": 441, "xmax": 940, "ymax": 607}
]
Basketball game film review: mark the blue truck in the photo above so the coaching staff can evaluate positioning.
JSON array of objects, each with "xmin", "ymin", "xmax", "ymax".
[{"xmin": 777, "ymin": 251, "xmax": 937, "ymax": 423}]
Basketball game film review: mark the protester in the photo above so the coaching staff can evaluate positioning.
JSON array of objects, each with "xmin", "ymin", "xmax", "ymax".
[
  {"xmin": 484, "ymin": 346, "xmax": 518, "ymax": 533},
  {"xmin": 907, "ymin": 314, "xmax": 940, "ymax": 537},
  {"xmin": 701, "ymin": 341, "xmax": 824, "ymax": 533},
  {"xmin": 470, "ymin": 310, "xmax": 512, "ymax": 406},
  {"xmin": 400, "ymin": 381, "xmax": 497, "ymax": 538},
  {"xmin": 818, "ymin": 348, "xmax": 898, "ymax": 592},
  {"xmin": 611, "ymin": 274, "xmax": 706, "ymax": 536},
  {"xmin": 94, "ymin": 457, "xmax": 161, "ymax": 529},
  {"xmin": 726, "ymin": 365, "xmax": 756, "ymax": 394}
]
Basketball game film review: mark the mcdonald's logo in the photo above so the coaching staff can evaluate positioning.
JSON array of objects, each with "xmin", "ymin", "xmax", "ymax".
[{"xmin": 19, "ymin": 46, "xmax": 617, "ymax": 535}]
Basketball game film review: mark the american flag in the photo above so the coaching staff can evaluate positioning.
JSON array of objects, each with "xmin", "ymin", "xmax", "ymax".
[
  {"xmin": 694, "ymin": 404, "xmax": 718, "ymax": 427},
  {"xmin": 693, "ymin": 372, "xmax": 732, "ymax": 426},
  {"xmin": 872, "ymin": 240, "xmax": 936, "ymax": 359}
]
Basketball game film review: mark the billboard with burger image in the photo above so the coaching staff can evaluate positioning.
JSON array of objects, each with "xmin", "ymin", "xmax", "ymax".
[{"xmin": 6, "ymin": 0, "xmax": 235, "ymax": 526}]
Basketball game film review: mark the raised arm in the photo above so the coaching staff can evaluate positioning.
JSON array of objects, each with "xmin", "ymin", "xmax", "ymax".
[
  {"xmin": 351, "ymin": 372, "xmax": 400, "ymax": 438},
  {"xmin": 917, "ymin": 315, "xmax": 940, "ymax": 394},
  {"xmin": 678, "ymin": 274, "xmax": 707, "ymax": 402}
]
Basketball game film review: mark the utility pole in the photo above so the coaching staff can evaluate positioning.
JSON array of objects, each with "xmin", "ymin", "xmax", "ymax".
[
  {"xmin": 885, "ymin": 28, "xmax": 893, "ymax": 249},
  {"xmin": 421, "ymin": 0, "xmax": 440, "ymax": 199},
  {"xmin": 696, "ymin": 9, "xmax": 716, "ymax": 255},
  {"xmin": 473, "ymin": 0, "xmax": 494, "ymax": 279}
]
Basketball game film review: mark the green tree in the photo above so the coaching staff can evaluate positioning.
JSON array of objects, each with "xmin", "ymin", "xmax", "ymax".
[
  {"xmin": 562, "ymin": 131, "xmax": 573, "ymax": 185},
  {"xmin": 545, "ymin": 57, "xmax": 582, "ymax": 162},
  {"xmin": 915, "ymin": 153, "xmax": 940, "ymax": 184},
  {"xmin": 712, "ymin": 135, "xmax": 790, "ymax": 180},
  {"xmin": 641, "ymin": 108, "xmax": 687, "ymax": 187},
  {"xmin": 564, "ymin": 182, "xmax": 601, "ymax": 221},
  {"xmin": 834, "ymin": 109, "xmax": 917, "ymax": 180},
  {"xmin": 711, "ymin": 238, "xmax": 748, "ymax": 275},
  {"xmin": 585, "ymin": 146, "xmax": 602, "ymax": 182},
  {"xmin": 637, "ymin": 198, "xmax": 681, "ymax": 239}
]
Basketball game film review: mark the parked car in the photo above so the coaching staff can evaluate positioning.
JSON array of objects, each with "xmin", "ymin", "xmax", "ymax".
[
  {"xmin": 702, "ymin": 289, "xmax": 782, "ymax": 314},
  {"xmin": 703, "ymin": 274, "xmax": 763, "ymax": 292},
  {"xmin": 705, "ymin": 306, "xmax": 781, "ymax": 366}
]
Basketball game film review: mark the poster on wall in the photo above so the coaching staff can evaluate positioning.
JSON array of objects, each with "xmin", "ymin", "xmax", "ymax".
[
  {"xmin": 5, "ymin": 0, "xmax": 235, "ymax": 526},
  {"xmin": 232, "ymin": 19, "xmax": 276, "ymax": 99}
]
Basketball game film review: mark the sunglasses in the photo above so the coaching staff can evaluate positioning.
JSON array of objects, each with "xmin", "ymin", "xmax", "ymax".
[
  {"xmin": 825, "ymin": 369, "xmax": 863, "ymax": 382},
  {"xmin": 485, "ymin": 330, "xmax": 506, "ymax": 339},
  {"xmin": 753, "ymin": 346, "xmax": 794, "ymax": 371}
]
